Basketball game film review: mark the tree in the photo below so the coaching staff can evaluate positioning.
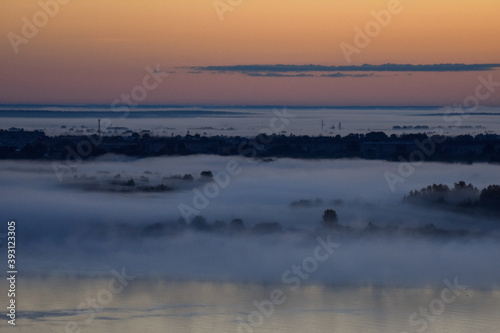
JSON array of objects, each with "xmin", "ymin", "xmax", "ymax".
[
  {"xmin": 230, "ymin": 218, "xmax": 245, "ymax": 231},
  {"xmin": 191, "ymin": 216, "xmax": 209, "ymax": 231},
  {"xmin": 200, "ymin": 171, "xmax": 213, "ymax": 181},
  {"xmin": 479, "ymin": 185, "xmax": 500, "ymax": 209},
  {"xmin": 322, "ymin": 209, "xmax": 338, "ymax": 228},
  {"xmin": 183, "ymin": 174, "xmax": 193, "ymax": 181}
]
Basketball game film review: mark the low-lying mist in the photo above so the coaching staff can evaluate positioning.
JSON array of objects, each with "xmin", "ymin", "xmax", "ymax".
[{"xmin": 1, "ymin": 155, "xmax": 499, "ymax": 289}]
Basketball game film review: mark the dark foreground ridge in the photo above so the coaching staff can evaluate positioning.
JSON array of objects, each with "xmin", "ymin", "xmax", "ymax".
[{"xmin": 1, "ymin": 128, "xmax": 500, "ymax": 163}]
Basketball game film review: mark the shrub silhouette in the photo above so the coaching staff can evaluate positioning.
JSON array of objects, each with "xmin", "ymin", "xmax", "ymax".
[{"xmin": 322, "ymin": 209, "xmax": 338, "ymax": 228}]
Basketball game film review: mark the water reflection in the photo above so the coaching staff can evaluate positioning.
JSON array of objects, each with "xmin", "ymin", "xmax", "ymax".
[{"xmin": 3, "ymin": 278, "xmax": 499, "ymax": 332}]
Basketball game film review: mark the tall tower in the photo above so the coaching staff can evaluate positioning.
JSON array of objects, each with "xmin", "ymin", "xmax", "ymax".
[{"xmin": 98, "ymin": 119, "xmax": 101, "ymax": 136}]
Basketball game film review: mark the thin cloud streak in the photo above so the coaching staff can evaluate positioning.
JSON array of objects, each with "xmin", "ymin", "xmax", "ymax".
[{"xmin": 190, "ymin": 63, "xmax": 500, "ymax": 76}]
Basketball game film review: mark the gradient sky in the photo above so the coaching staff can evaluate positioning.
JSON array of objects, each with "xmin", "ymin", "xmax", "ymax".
[{"xmin": 1, "ymin": 0, "xmax": 499, "ymax": 106}]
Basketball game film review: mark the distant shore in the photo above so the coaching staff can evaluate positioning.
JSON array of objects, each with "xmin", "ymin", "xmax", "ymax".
[{"xmin": 1, "ymin": 128, "xmax": 500, "ymax": 163}]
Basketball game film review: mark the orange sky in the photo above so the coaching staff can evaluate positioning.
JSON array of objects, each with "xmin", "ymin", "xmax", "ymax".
[{"xmin": 1, "ymin": 0, "xmax": 499, "ymax": 105}]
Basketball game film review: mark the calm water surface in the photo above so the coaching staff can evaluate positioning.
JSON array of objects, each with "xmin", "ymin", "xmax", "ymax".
[{"xmin": 3, "ymin": 278, "xmax": 499, "ymax": 332}]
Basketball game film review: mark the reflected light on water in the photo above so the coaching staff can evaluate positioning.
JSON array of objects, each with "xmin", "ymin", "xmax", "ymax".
[{"xmin": 3, "ymin": 277, "xmax": 499, "ymax": 332}]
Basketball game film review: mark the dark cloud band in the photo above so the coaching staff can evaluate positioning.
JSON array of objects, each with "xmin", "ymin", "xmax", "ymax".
[{"xmin": 190, "ymin": 63, "xmax": 500, "ymax": 76}]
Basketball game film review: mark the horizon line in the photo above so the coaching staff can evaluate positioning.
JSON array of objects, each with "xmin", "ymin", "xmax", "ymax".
[{"xmin": 1, "ymin": 104, "xmax": 500, "ymax": 109}]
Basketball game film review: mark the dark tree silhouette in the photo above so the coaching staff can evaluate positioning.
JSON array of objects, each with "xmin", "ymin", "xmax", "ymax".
[
  {"xmin": 479, "ymin": 185, "xmax": 500, "ymax": 209},
  {"xmin": 405, "ymin": 181, "xmax": 479, "ymax": 206},
  {"xmin": 230, "ymin": 218, "xmax": 245, "ymax": 231},
  {"xmin": 322, "ymin": 209, "xmax": 338, "ymax": 228},
  {"xmin": 191, "ymin": 215, "xmax": 209, "ymax": 231},
  {"xmin": 200, "ymin": 171, "xmax": 213, "ymax": 181}
]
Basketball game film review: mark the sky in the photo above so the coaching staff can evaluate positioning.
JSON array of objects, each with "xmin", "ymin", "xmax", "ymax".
[{"xmin": 1, "ymin": 0, "xmax": 500, "ymax": 106}]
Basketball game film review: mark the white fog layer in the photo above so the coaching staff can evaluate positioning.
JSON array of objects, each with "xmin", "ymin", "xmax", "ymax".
[{"xmin": 1, "ymin": 156, "xmax": 499, "ymax": 289}]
